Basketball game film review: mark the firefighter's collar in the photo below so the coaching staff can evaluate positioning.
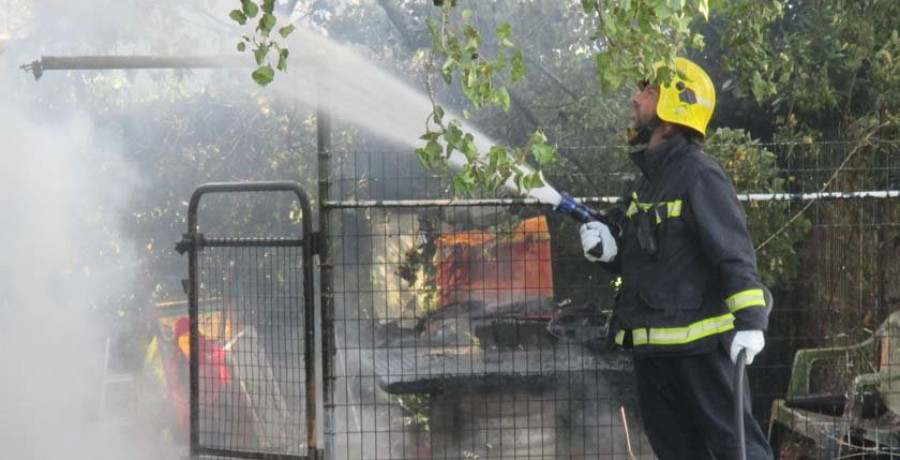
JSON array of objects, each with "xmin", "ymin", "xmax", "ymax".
[{"xmin": 629, "ymin": 131, "xmax": 689, "ymax": 180}]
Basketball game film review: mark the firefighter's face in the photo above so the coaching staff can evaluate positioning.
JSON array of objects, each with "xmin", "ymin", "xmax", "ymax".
[{"xmin": 631, "ymin": 84, "xmax": 660, "ymax": 126}]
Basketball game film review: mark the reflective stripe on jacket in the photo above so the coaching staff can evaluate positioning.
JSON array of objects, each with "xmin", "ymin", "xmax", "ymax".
[{"xmin": 608, "ymin": 132, "xmax": 768, "ymax": 357}]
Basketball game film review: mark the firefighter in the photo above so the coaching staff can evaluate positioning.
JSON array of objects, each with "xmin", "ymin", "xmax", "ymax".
[{"xmin": 580, "ymin": 57, "xmax": 773, "ymax": 459}]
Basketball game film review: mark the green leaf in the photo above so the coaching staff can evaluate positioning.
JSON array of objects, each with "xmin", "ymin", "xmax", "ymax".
[
  {"xmin": 461, "ymin": 134, "xmax": 478, "ymax": 161},
  {"xmin": 242, "ymin": 0, "xmax": 259, "ymax": 18},
  {"xmin": 531, "ymin": 143, "xmax": 556, "ymax": 166},
  {"xmin": 441, "ymin": 58, "xmax": 457, "ymax": 84},
  {"xmin": 698, "ymin": 0, "xmax": 709, "ymax": 21},
  {"xmin": 465, "ymin": 36, "xmax": 479, "ymax": 55},
  {"xmin": 523, "ymin": 172, "xmax": 545, "ymax": 190},
  {"xmin": 419, "ymin": 131, "xmax": 440, "ymax": 142},
  {"xmin": 237, "ymin": 42, "xmax": 246, "ymax": 52},
  {"xmin": 453, "ymin": 169, "xmax": 477, "ymax": 195},
  {"xmin": 465, "ymin": 67, "xmax": 477, "ymax": 89},
  {"xmin": 259, "ymin": 13, "xmax": 276, "ymax": 37},
  {"xmin": 602, "ymin": 69, "xmax": 624, "ymax": 91},
  {"xmin": 510, "ymin": 51, "xmax": 526, "ymax": 84},
  {"xmin": 425, "ymin": 139, "xmax": 443, "ymax": 159},
  {"xmin": 278, "ymin": 24, "xmax": 295, "ymax": 38},
  {"xmin": 494, "ymin": 87, "xmax": 511, "ymax": 110},
  {"xmin": 426, "ymin": 19, "xmax": 443, "ymax": 52},
  {"xmin": 462, "ymin": 109, "xmax": 471, "ymax": 119},
  {"xmin": 496, "ymin": 23, "xmax": 512, "ymax": 41},
  {"xmin": 488, "ymin": 145, "xmax": 507, "ymax": 167},
  {"xmin": 514, "ymin": 171, "xmax": 525, "ymax": 192},
  {"xmin": 416, "ymin": 140, "xmax": 444, "ymax": 168},
  {"xmin": 254, "ymin": 44, "xmax": 270, "ymax": 65},
  {"xmin": 445, "ymin": 121, "xmax": 463, "ymax": 148},
  {"xmin": 261, "ymin": 0, "xmax": 275, "ymax": 14},
  {"xmin": 414, "ymin": 147, "xmax": 429, "ymax": 167},
  {"xmin": 654, "ymin": 1, "xmax": 672, "ymax": 20},
  {"xmin": 252, "ymin": 65, "xmax": 275, "ymax": 86},
  {"xmin": 277, "ymin": 48, "xmax": 289, "ymax": 72},
  {"xmin": 229, "ymin": 9, "xmax": 248, "ymax": 25}
]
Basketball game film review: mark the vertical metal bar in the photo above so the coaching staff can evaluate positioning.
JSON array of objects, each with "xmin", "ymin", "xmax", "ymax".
[
  {"xmin": 187, "ymin": 192, "xmax": 202, "ymax": 458},
  {"xmin": 316, "ymin": 77, "xmax": 335, "ymax": 460},
  {"xmin": 300, "ymin": 186, "xmax": 319, "ymax": 457}
]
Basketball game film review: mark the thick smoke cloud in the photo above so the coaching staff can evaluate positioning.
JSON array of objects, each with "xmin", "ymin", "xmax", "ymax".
[
  {"xmin": 0, "ymin": 5, "xmax": 176, "ymax": 458},
  {"xmin": 0, "ymin": 77, "xmax": 147, "ymax": 459}
]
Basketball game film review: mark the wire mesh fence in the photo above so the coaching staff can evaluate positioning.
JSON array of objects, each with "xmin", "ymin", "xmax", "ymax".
[
  {"xmin": 194, "ymin": 245, "xmax": 308, "ymax": 456},
  {"xmin": 176, "ymin": 141, "xmax": 900, "ymax": 459},
  {"xmin": 322, "ymin": 140, "xmax": 900, "ymax": 459}
]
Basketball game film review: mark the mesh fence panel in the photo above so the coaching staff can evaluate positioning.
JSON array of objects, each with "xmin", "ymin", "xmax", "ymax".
[
  {"xmin": 196, "ymin": 245, "xmax": 308, "ymax": 456},
  {"xmin": 322, "ymin": 142, "xmax": 900, "ymax": 459},
  {"xmin": 186, "ymin": 187, "xmax": 314, "ymax": 459}
]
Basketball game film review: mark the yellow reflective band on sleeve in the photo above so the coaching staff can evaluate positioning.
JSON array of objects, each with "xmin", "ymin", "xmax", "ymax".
[
  {"xmin": 667, "ymin": 200, "xmax": 683, "ymax": 217},
  {"xmin": 615, "ymin": 329, "xmax": 625, "ymax": 345},
  {"xmin": 630, "ymin": 313, "xmax": 735, "ymax": 346},
  {"xmin": 726, "ymin": 288, "xmax": 766, "ymax": 313}
]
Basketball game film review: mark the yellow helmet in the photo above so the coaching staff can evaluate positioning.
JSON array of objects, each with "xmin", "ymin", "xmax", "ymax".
[{"xmin": 655, "ymin": 57, "xmax": 716, "ymax": 137}]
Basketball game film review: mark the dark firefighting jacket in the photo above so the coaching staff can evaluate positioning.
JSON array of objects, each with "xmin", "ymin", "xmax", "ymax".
[{"xmin": 606, "ymin": 132, "xmax": 769, "ymax": 357}]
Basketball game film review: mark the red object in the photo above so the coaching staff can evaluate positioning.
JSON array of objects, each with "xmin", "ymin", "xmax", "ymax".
[
  {"xmin": 435, "ymin": 216, "xmax": 554, "ymax": 313},
  {"xmin": 174, "ymin": 317, "xmax": 230, "ymax": 385},
  {"xmin": 165, "ymin": 317, "xmax": 231, "ymax": 432}
]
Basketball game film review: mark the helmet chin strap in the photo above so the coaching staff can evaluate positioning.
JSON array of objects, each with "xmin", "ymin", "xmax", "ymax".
[{"xmin": 628, "ymin": 117, "xmax": 662, "ymax": 146}]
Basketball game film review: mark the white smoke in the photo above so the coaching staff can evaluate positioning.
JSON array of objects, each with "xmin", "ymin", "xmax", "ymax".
[{"xmin": 0, "ymin": 25, "xmax": 160, "ymax": 460}]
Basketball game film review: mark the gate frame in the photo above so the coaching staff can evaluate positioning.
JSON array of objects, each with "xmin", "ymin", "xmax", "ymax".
[{"xmin": 179, "ymin": 181, "xmax": 321, "ymax": 460}]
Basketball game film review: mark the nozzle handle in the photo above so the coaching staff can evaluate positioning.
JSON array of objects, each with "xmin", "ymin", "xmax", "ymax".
[
  {"xmin": 555, "ymin": 192, "xmax": 610, "ymax": 260},
  {"xmin": 555, "ymin": 192, "xmax": 602, "ymax": 224}
]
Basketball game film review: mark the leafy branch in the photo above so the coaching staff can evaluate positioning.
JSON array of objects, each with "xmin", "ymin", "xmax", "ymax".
[
  {"xmin": 582, "ymin": 0, "xmax": 712, "ymax": 89},
  {"xmin": 418, "ymin": 0, "xmax": 722, "ymax": 197},
  {"xmin": 229, "ymin": 0, "xmax": 296, "ymax": 86},
  {"xmin": 416, "ymin": 3, "xmax": 557, "ymax": 197}
]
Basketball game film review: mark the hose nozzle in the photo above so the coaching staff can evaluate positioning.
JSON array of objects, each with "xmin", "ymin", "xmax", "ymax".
[{"xmin": 555, "ymin": 192, "xmax": 598, "ymax": 224}]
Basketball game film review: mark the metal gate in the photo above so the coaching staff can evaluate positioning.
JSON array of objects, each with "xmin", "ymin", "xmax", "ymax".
[{"xmin": 177, "ymin": 182, "xmax": 322, "ymax": 460}]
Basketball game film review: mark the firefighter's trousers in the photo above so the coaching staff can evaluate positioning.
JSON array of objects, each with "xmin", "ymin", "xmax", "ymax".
[{"xmin": 633, "ymin": 345, "xmax": 773, "ymax": 460}]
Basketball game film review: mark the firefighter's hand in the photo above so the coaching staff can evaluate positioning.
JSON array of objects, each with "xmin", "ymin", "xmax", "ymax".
[
  {"xmin": 580, "ymin": 221, "xmax": 617, "ymax": 263},
  {"xmin": 730, "ymin": 330, "xmax": 765, "ymax": 365}
]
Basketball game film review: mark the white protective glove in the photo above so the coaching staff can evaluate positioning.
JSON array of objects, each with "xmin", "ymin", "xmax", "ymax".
[
  {"xmin": 579, "ymin": 221, "xmax": 618, "ymax": 263},
  {"xmin": 730, "ymin": 330, "xmax": 765, "ymax": 365}
]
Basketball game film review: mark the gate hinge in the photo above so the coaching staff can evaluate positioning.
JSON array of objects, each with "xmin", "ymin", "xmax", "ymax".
[{"xmin": 174, "ymin": 233, "xmax": 204, "ymax": 255}]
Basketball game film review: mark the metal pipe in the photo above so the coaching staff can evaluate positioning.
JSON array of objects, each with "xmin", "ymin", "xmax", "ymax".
[
  {"xmin": 323, "ymin": 189, "xmax": 900, "ymax": 210},
  {"xmin": 315, "ymin": 67, "xmax": 335, "ymax": 460},
  {"xmin": 21, "ymin": 55, "xmax": 247, "ymax": 80}
]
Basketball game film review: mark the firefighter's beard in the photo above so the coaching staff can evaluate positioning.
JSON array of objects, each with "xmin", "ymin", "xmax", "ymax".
[{"xmin": 628, "ymin": 117, "xmax": 661, "ymax": 146}]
